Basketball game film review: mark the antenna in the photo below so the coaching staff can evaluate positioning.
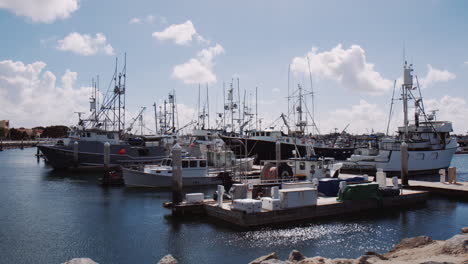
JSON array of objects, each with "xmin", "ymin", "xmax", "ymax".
[
  {"xmin": 386, "ymin": 80, "xmax": 397, "ymax": 136},
  {"xmin": 306, "ymin": 55, "xmax": 315, "ymax": 121}
]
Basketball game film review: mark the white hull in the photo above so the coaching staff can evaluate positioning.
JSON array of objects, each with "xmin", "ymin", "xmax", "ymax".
[
  {"xmin": 346, "ymin": 146, "xmax": 457, "ymax": 175},
  {"xmin": 380, "ymin": 147, "xmax": 457, "ymax": 172},
  {"xmin": 122, "ymin": 168, "xmax": 222, "ymax": 188}
]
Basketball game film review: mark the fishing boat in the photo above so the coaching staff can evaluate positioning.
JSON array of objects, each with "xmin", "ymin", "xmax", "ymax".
[
  {"xmin": 122, "ymin": 157, "xmax": 222, "ymax": 187},
  {"xmin": 38, "ymin": 56, "xmax": 167, "ymax": 169},
  {"xmin": 38, "ymin": 129, "xmax": 167, "ymax": 169},
  {"xmin": 343, "ymin": 62, "xmax": 458, "ymax": 176}
]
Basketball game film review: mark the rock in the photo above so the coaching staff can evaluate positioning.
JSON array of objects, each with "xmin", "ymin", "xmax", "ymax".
[
  {"xmin": 249, "ymin": 252, "xmax": 278, "ymax": 264},
  {"xmin": 390, "ymin": 236, "xmax": 434, "ymax": 252},
  {"xmin": 298, "ymin": 257, "xmax": 327, "ymax": 264},
  {"xmin": 260, "ymin": 260, "xmax": 290, "ymax": 264},
  {"xmin": 62, "ymin": 258, "xmax": 98, "ymax": 264},
  {"xmin": 288, "ymin": 250, "xmax": 305, "ymax": 262},
  {"xmin": 158, "ymin": 254, "xmax": 178, "ymax": 264},
  {"xmin": 362, "ymin": 251, "xmax": 387, "ymax": 260},
  {"xmin": 330, "ymin": 259, "xmax": 356, "ymax": 264},
  {"xmin": 418, "ymin": 261, "xmax": 455, "ymax": 264},
  {"xmin": 461, "ymin": 227, "xmax": 468, "ymax": 234},
  {"xmin": 441, "ymin": 234, "xmax": 468, "ymax": 254}
]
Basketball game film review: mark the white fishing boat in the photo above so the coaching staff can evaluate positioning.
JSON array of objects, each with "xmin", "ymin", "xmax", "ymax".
[
  {"xmin": 122, "ymin": 157, "xmax": 222, "ymax": 187},
  {"xmin": 344, "ymin": 62, "xmax": 458, "ymax": 176}
]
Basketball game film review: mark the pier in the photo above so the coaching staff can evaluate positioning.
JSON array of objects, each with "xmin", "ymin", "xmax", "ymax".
[{"xmin": 171, "ymin": 189, "xmax": 429, "ymax": 228}]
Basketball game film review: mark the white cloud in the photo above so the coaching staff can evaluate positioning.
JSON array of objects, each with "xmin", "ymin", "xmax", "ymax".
[
  {"xmin": 172, "ymin": 44, "xmax": 224, "ymax": 84},
  {"xmin": 57, "ymin": 32, "xmax": 114, "ymax": 56},
  {"xmin": 291, "ymin": 44, "xmax": 393, "ymax": 95},
  {"xmin": 425, "ymin": 95, "xmax": 468, "ymax": 133},
  {"xmin": 419, "ymin": 64, "xmax": 455, "ymax": 88},
  {"xmin": 0, "ymin": 0, "xmax": 79, "ymax": 23},
  {"xmin": 322, "ymin": 100, "xmax": 388, "ymax": 134},
  {"xmin": 145, "ymin": 15, "xmax": 155, "ymax": 24},
  {"xmin": 272, "ymin": 88, "xmax": 280, "ymax": 93},
  {"xmin": 464, "ymin": 61, "xmax": 468, "ymax": 65},
  {"xmin": 129, "ymin": 14, "xmax": 162, "ymax": 25},
  {"xmin": 0, "ymin": 60, "xmax": 93, "ymax": 127},
  {"xmin": 152, "ymin": 20, "xmax": 207, "ymax": 45},
  {"xmin": 129, "ymin": 17, "xmax": 141, "ymax": 24}
]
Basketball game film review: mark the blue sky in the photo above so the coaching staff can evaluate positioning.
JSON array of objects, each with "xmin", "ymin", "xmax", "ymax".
[{"xmin": 1, "ymin": 0, "xmax": 467, "ymax": 134}]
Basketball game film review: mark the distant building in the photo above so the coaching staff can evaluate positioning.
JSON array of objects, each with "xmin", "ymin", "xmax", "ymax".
[
  {"xmin": 0, "ymin": 120, "xmax": 9, "ymax": 130},
  {"xmin": 17, "ymin": 127, "xmax": 42, "ymax": 138}
]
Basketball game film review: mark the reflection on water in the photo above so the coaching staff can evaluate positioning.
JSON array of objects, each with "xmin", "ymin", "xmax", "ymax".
[{"xmin": 0, "ymin": 148, "xmax": 467, "ymax": 264}]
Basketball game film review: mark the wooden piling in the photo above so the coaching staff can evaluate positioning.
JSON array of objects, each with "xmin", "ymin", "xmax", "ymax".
[
  {"xmin": 400, "ymin": 142, "xmax": 409, "ymax": 186},
  {"xmin": 73, "ymin": 141, "xmax": 79, "ymax": 167},
  {"xmin": 172, "ymin": 143, "xmax": 183, "ymax": 209},
  {"xmin": 103, "ymin": 142, "xmax": 110, "ymax": 169}
]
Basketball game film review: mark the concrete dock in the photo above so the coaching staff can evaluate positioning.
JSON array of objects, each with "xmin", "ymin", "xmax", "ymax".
[{"xmin": 173, "ymin": 189, "xmax": 428, "ymax": 228}]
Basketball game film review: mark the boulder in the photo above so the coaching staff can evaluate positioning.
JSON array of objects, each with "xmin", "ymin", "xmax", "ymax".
[
  {"xmin": 62, "ymin": 258, "xmax": 98, "ymax": 264},
  {"xmin": 461, "ymin": 227, "xmax": 468, "ymax": 234},
  {"xmin": 418, "ymin": 261, "xmax": 455, "ymax": 264},
  {"xmin": 390, "ymin": 236, "xmax": 433, "ymax": 252},
  {"xmin": 441, "ymin": 234, "xmax": 468, "ymax": 254},
  {"xmin": 249, "ymin": 252, "xmax": 278, "ymax": 264},
  {"xmin": 260, "ymin": 259, "xmax": 291, "ymax": 264},
  {"xmin": 288, "ymin": 250, "xmax": 305, "ymax": 262},
  {"xmin": 158, "ymin": 254, "xmax": 178, "ymax": 264}
]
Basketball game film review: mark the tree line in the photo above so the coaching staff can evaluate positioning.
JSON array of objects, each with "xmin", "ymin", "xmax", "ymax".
[{"xmin": 0, "ymin": 126, "xmax": 69, "ymax": 140}]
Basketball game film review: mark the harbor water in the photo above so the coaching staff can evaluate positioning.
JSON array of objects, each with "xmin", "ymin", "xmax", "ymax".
[{"xmin": 0, "ymin": 148, "xmax": 467, "ymax": 264}]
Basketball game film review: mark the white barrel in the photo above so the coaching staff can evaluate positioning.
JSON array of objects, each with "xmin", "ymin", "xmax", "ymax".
[
  {"xmin": 376, "ymin": 171, "xmax": 386, "ymax": 188},
  {"xmin": 271, "ymin": 186, "xmax": 279, "ymax": 199},
  {"xmin": 339, "ymin": 181, "xmax": 347, "ymax": 193},
  {"xmin": 392, "ymin": 176, "xmax": 399, "ymax": 189},
  {"xmin": 439, "ymin": 169, "xmax": 446, "ymax": 183},
  {"xmin": 217, "ymin": 185, "xmax": 225, "ymax": 206},
  {"xmin": 362, "ymin": 174, "xmax": 369, "ymax": 181},
  {"xmin": 312, "ymin": 178, "xmax": 319, "ymax": 187}
]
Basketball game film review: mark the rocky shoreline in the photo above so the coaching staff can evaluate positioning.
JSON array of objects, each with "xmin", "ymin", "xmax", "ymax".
[{"xmin": 64, "ymin": 227, "xmax": 468, "ymax": 264}]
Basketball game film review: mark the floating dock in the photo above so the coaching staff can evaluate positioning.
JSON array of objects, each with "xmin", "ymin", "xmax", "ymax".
[
  {"xmin": 172, "ymin": 189, "xmax": 428, "ymax": 228},
  {"xmin": 403, "ymin": 180, "xmax": 468, "ymax": 200}
]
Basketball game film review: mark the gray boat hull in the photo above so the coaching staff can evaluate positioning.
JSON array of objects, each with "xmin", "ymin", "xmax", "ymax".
[{"xmin": 38, "ymin": 141, "xmax": 167, "ymax": 169}]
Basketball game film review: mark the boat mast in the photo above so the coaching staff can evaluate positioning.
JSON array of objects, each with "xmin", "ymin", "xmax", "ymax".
[
  {"xmin": 153, "ymin": 102, "xmax": 158, "ymax": 135},
  {"xmin": 386, "ymin": 80, "xmax": 397, "ymax": 136},
  {"xmin": 237, "ymin": 78, "xmax": 241, "ymax": 134},
  {"xmin": 255, "ymin": 86, "xmax": 258, "ymax": 130},
  {"xmin": 206, "ymin": 84, "xmax": 210, "ymax": 129},
  {"xmin": 402, "ymin": 62, "xmax": 413, "ymax": 141},
  {"xmin": 197, "ymin": 85, "xmax": 201, "ymax": 129}
]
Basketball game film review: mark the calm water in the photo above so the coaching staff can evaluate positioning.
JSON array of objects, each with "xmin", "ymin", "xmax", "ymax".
[{"xmin": 0, "ymin": 148, "xmax": 467, "ymax": 264}]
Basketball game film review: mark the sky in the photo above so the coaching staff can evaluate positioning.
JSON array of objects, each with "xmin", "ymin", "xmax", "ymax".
[{"xmin": 1, "ymin": 0, "xmax": 468, "ymax": 135}]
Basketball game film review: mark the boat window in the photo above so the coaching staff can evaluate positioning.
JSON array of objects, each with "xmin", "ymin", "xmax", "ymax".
[
  {"xmin": 300, "ymin": 162, "xmax": 305, "ymax": 170},
  {"xmin": 266, "ymin": 132, "xmax": 271, "ymax": 136},
  {"xmin": 199, "ymin": 160, "xmax": 207, "ymax": 167},
  {"xmin": 310, "ymin": 165, "xmax": 315, "ymax": 170},
  {"xmin": 167, "ymin": 160, "xmax": 172, "ymax": 166},
  {"xmin": 107, "ymin": 134, "xmax": 114, "ymax": 139},
  {"xmin": 87, "ymin": 132, "xmax": 91, "ymax": 137},
  {"xmin": 182, "ymin": 160, "xmax": 189, "ymax": 168},
  {"xmin": 430, "ymin": 152, "xmax": 438, "ymax": 160},
  {"xmin": 190, "ymin": 160, "xmax": 197, "ymax": 167}
]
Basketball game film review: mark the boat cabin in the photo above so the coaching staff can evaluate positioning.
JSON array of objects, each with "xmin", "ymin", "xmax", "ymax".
[
  {"xmin": 62, "ymin": 129, "xmax": 121, "ymax": 146},
  {"xmin": 143, "ymin": 157, "xmax": 208, "ymax": 177}
]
